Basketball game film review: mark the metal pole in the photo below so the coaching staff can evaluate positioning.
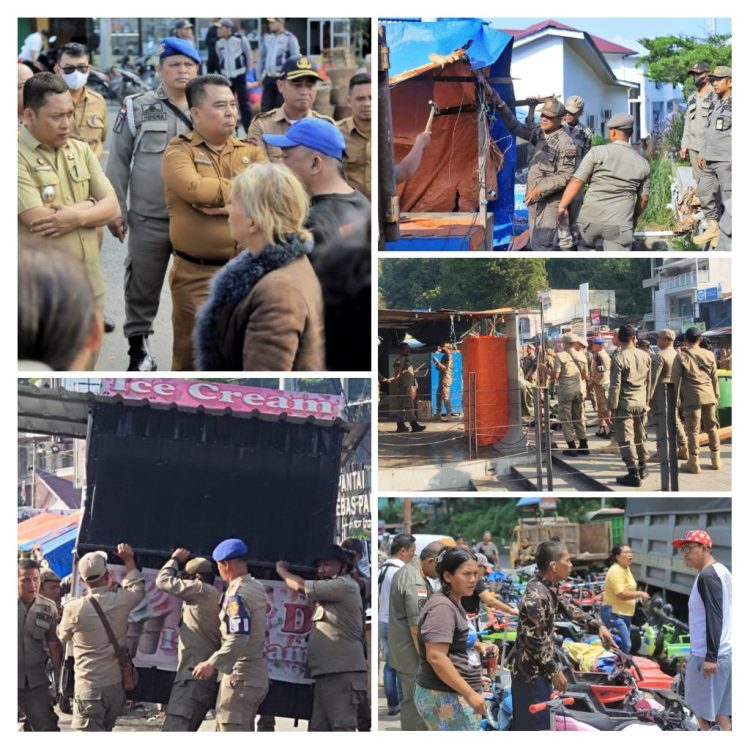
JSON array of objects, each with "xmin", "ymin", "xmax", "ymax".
[
  {"xmin": 466, "ymin": 372, "xmax": 474, "ymax": 460},
  {"xmin": 656, "ymin": 384, "xmax": 669, "ymax": 491},
  {"xmin": 533, "ymin": 388, "xmax": 543, "ymax": 491},
  {"xmin": 403, "ymin": 498, "xmax": 412, "ymax": 535},
  {"xmin": 543, "ymin": 389, "xmax": 554, "ymax": 491},
  {"xmin": 666, "ymin": 383, "xmax": 680, "ymax": 491},
  {"xmin": 473, "ymin": 371, "xmax": 479, "ymax": 459}
]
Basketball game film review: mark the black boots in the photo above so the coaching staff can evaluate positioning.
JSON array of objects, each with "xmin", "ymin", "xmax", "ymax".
[
  {"xmin": 638, "ymin": 461, "xmax": 649, "ymax": 480},
  {"xmin": 563, "ymin": 440, "xmax": 578, "ymax": 457},
  {"xmin": 616, "ymin": 468, "xmax": 641, "ymax": 487},
  {"xmin": 595, "ymin": 426, "xmax": 608, "ymax": 438},
  {"xmin": 577, "ymin": 439, "xmax": 590, "ymax": 456},
  {"xmin": 410, "ymin": 421, "xmax": 426, "ymax": 432},
  {"xmin": 396, "ymin": 421, "xmax": 409, "ymax": 433},
  {"xmin": 127, "ymin": 336, "xmax": 157, "ymax": 371}
]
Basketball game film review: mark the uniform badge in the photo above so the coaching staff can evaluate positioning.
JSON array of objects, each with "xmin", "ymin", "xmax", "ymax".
[
  {"xmin": 41, "ymin": 186, "xmax": 56, "ymax": 203},
  {"xmin": 225, "ymin": 594, "xmax": 251, "ymax": 635},
  {"xmin": 113, "ymin": 104, "xmax": 127, "ymax": 134},
  {"xmin": 36, "ymin": 158, "xmax": 45, "ymax": 165},
  {"xmin": 241, "ymin": 156, "xmax": 249, "ymax": 164},
  {"xmin": 299, "ymin": 57, "xmax": 312, "ymax": 69}
]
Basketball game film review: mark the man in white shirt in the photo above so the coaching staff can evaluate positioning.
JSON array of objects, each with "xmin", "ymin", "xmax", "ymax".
[
  {"xmin": 378, "ymin": 533, "xmax": 416, "ymax": 716},
  {"xmin": 20, "ymin": 29, "xmax": 50, "ymax": 65}
]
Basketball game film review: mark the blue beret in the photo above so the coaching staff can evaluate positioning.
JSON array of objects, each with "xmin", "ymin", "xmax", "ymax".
[
  {"xmin": 591, "ymin": 337, "xmax": 605, "ymax": 344},
  {"xmin": 212, "ymin": 538, "xmax": 248, "ymax": 561},
  {"xmin": 159, "ymin": 37, "xmax": 201, "ymax": 66}
]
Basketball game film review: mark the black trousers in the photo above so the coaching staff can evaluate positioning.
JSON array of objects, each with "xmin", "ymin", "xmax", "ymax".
[
  {"xmin": 230, "ymin": 74, "xmax": 253, "ymax": 131},
  {"xmin": 511, "ymin": 673, "xmax": 552, "ymax": 730},
  {"xmin": 261, "ymin": 76, "xmax": 283, "ymax": 112}
]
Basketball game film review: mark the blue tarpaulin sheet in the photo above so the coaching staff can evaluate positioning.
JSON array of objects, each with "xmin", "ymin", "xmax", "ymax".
[
  {"xmin": 40, "ymin": 526, "xmax": 77, "ymax": 578},
  {"xmin": 516, "ymin": 497, "xmax": 541, "ymax": 507},
  {"xmin": 383, "ymin": 19, "xmax": 516, "ymax": 249}
]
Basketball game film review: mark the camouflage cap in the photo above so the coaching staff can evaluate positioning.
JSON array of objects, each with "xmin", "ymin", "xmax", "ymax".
[
  {"xmin": 657, "ymin": 328, "xmax": 676, "ymax": 340},
  {"xmin": 565, "ymin": 95, "xmax": 584, "ymax": 114},
  {"xmin": 688, "ymin": 61, "xmax": 710, "ymax": 74},
  {"xmin": 606, "ymin": 113, "xmax": 634, "ymax": 130},
  {"xmin": 709, "ymin": 65, "xmax": 732, "ymax": 79},
  {"xmin": 540, "ymin": 98, "xmax": 565, "ymax": 117}
]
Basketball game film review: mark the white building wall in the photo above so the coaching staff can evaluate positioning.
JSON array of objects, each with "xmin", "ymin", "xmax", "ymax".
[
  {"xmin": 562, "ymin": 45, "xmax": 613, "ymax": 135},
  {"xmin": 509, "ymin": 36, "xmax": 565, "ymax": 103}
]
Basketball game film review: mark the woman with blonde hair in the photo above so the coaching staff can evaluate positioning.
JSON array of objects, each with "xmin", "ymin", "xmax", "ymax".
[{"xmin": 194, "ymin": 162, "xmax": 325, "ymax": 370}]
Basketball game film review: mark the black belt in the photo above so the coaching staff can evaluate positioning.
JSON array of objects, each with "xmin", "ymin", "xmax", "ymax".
[{"xmin": 173, "ymin": 249, "xmax": 228, "ymax": 267}]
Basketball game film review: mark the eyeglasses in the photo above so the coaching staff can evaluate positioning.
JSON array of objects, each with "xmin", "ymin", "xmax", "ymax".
[
  {"xmin": 60, "ymin": 64, "xmax": 90, "ymax": 74},
  {"xmin": 678, "ymin": 543, "xmax": 701, "ymax": 554}
]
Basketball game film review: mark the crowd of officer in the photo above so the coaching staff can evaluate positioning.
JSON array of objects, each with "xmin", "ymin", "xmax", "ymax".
[
  {"xmin": 18, "ymin": 538, "xmax": 368, "ymax": 732},
  {"xmin": 18, "ymin": 31, "xmax": 371, "ymax": 372},
  {"xmin": 491, "ymin": 61, "xmax": 731, "ymax": 251}
]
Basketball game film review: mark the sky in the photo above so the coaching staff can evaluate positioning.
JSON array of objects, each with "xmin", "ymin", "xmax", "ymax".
[{"xmin": 488, "ymin": 17, "xmax": 732, "ymax": 55}]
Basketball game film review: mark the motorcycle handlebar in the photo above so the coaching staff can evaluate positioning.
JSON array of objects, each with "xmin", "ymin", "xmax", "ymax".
[{"xmin": 529, "ymin": 696, "xmax": 574, "ymax": 714}]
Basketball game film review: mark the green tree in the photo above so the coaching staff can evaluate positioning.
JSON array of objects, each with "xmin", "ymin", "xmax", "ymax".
[
  {"xmin": 378, "ymin": 258, "xmax": 443, "ymax": 309},
  {"xmin": 636, "ymin": 34, "xmax": 732, "ymax": 90},
  {"xmin": 545, "ymin": 259, "xmax": 652, "ymax": 317}
]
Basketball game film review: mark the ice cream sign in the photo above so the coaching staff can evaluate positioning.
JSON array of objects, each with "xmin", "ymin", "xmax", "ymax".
[{"xmin": 100, "ymin": 379, "xmax": 344, "ymax": 421}]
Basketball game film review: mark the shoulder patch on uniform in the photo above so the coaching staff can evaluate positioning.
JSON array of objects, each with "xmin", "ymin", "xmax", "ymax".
[
  {"xmin": 225, "ymin": 594, "xmax": 251, "ymax": 635},
  {"xmin": 113, "ymin": 103, "xmax": 127, "ymax": 134},
  {"xmin": 142, "ymin": 103, "xmax": 167, "ymax": 122}
]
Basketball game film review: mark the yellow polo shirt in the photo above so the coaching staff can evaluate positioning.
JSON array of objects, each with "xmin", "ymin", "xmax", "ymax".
[{"xmin": 603, "ymin": 563, "xmax": 637, "ymax": 616}]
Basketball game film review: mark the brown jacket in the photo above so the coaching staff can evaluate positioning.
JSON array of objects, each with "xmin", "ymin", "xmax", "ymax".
[
  {"xmin": 199, "ymin": 253, "xmax": 325, "ymax": 371},
  {"xmin": 162, "ymin": 131, "xmax": 266, "ymax": 260},
  {"xmin": 672, "ymin": 346, "xmax": 719, "ymax": 407}
]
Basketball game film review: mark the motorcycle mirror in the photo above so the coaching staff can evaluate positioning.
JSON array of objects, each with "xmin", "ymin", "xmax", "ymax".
[{"xmin": 49, "ymin": 35, "xmax": 58, "ymax": 44}]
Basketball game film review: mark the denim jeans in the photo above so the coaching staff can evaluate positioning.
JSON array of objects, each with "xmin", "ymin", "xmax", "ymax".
[
  {"xmin": 379, "ymin": 620, "xmax": 403, "ymax": 708},
  {"xmin": 600, "ymin": 605, "xmax": 632, "ymax": 653}
]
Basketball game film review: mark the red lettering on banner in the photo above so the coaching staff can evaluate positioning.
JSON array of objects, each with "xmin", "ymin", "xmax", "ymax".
[{"xmin": 281, "ymin": 602, "xmax": 312, "ymax": 634}]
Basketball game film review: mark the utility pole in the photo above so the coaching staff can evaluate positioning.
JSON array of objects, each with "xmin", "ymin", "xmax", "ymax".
[{"xmin": 403, "ymin": 498, "xmax": 412, "ymax": 534}]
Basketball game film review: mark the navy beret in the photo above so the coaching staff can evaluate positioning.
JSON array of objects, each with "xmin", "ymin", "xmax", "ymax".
[
  {"xmin": 212, "ymin": 538, "xmax": 248, "ymax": 562},
  {"xmin": 159, "ymin": 37, "xmax": 201, "ymax": 66}
]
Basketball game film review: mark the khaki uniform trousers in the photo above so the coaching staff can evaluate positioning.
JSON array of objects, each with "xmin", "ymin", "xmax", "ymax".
[
  {"xmin": 309, "ymin": 671, "xmax": 369, "ymax": 732},
  {"xmin": 593, "ymin": 384, "xmax": 609, "ymax": 426},
  {"xmin": 169, "ymin": 254, "xmax": 217, "ymax": 370},
  {"xmin": 162, "ymin": 678, "xmax": 219, "ymax": 732},
  {"xmin": 649, "ymin": 397, "xmax": 688, "ymax": 446},
  {"xmin": 558, "ymin": 390, "xmax": 586, "ymax": 442},
  {"xmin": 614, "ymin": 407, "xmax": 648, "ymax": 468},
  {"xmin": 394, "ymin": 393, "xmax": 417, "ymax": 423},
  {"xmin": 124, "ymin": 212, "xmax": 172, "ymax": 338},
  {"xmin": 72, "ymin": 682, "xmax": 125, "ymax": 732},
  {"xmin": 697, "ymin": 161, "xmax": 731, "ymax": 221},
  {"xmin": 397, "ymin": 670, "xmax": 427, "ymax": 731},
  {"xmin": 528, "ymin": 199, "xmax": 562, "ymax": 250},
  {"xmin": 18, "ymin": 684, "xmax": 59, "ymax": 731},
  {"xmin": 214, "ymin": 674, "xmax": 267, "ymax": 732},
  {"xmin": 682, "ymin": 404, "xmax": 720, "ymax": 456},
  {"xmin": 579, "ymin": 221, "xmax": 634, "ymax": 251}
]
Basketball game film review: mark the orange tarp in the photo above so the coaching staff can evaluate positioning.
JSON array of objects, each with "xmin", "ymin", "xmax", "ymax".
[
  {"xmin": 462, "ymin": 336, "xmax": 509, "ymax": 446},
  {"xmin": 18, "ymin": 511, "xmax": 81, "ymax": 544}
]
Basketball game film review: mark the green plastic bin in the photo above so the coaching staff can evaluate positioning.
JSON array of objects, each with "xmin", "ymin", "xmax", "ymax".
[{"xmin": 717, "ymin": 370, "xmax": 731, "ymax": 427}]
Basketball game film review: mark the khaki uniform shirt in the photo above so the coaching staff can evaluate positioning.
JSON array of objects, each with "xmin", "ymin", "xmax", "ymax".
[
  {"xmin": 154, "ymin": 559, "xmax": 221, "ymax": 683},
  {"xmin": 71, "ymin": 87, "xmax": 108, "ymax": 160},
  {"xmin": 18, "ymin": 127, "xmax": 114, "ymax": 298},
  {"xmin": 207, "ymin": 574, "xmax": 268, "ymax": 688},
  {"xmin": 681, "ymin": 85, "xmax": 717, "ymax": 153},
  {"xmin": 106, "ymin": 87, "xmax": 193, "ymax": 219},
  {"xmin": 304, "ymin": 574, "xmax": 366, "ymax": 678},
  {"xmin": 162, "ymin": 132, "xmax": 266, "ymax": 260},
  {"xmin": 246, "ymin": 107, "xmax": 335, "ymax": 161},
  {"xmin": 393, "ymin": 355, "xmax": 416, "ymax": 396},
  {"xmin": 436, "ymin": 351, "xmax": 453, "ymax": 386},
  {"xmin": 650, "ymin": 345, "xmax": 679, "ymax": 400},
  {"xmin": 608, "ymin": 346, "xmax": 652, "ymax": 411},
  {"xmin": 671, "ymin": 347, "xmax": 719, "ymax": 407},
  {"xmin": 388, "ymin": 560, "xmax": 433, "ymax": 675},
  {"xmin": 554, "ymin": 349, "xmax": 586, "ymax": 396},
  {"xmin": 590, "ymin": 347, "xmax": 611, "ymax": 387},
  {"xmin": 338, "ymin": 116, "xmax": 371, "ymax": 200},
  {"xmin": 700, "ymin": 95, "xmax": 732, "ymax": 162},
  {"xmin": 18, "ymin": 594, "xmax": 60, "ymax": 690},
  {"xmin": 58, "ymin": 569, "xmax": 145, "ymax": 693},
  {"xmin": 576, "ymin": 142, "xmax": 651, "ymax": 227}
]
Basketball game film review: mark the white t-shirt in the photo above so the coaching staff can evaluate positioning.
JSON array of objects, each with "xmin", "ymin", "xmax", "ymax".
[
  {"xmin": 20, "ymin": 32, "xmax": 44, "ymax": 62},
  {"xmin": 378, "ymin": 557, "xmax": 405, "ymax": 624},
  {"xmin": 688, "ymin": 561, "xmax": 732, "ymax": 659}
]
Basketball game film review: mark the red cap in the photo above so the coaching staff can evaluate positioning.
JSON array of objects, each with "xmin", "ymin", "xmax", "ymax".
[{"xmin": 671, "ymin": 530, "xmax": 712, "ymax": 549}]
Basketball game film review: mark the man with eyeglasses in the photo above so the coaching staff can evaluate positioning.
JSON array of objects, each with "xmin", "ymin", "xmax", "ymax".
[{"xmin": 671, "ymin": 530, "xmax": 731, "ymax": 731}]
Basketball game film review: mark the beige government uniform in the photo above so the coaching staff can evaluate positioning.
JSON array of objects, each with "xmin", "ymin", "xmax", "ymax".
[
  {"xmin": 246, "ymin": 106, "xmax": 335, "ymax": 161},
  {"xmin": 650, "ymin": 345, "xmax": 688, "ymax": 448},
  {"xmin": 161, "ymin": 132, "xmax": 266, "ymax": 370},
  {"xmin": 392, "ymin": 355, "xmax": 417, "ymax": 423},
  {"xmin": 337, "ymin": 116, "xmax": 371, "ymax": 200},
  {"xmin": 18, "ymin": 126, "xmax": 114, "ymax": 308},
  {"xmin": 155, "ymin": 560, "xmax": 222, "ymax": 731},
  {"xmin": 72, "ymin": 87, "xmax": 108, "ymax": 160},
  {"xmin": 304, "ymin": 575, "xmax": 368, "ymax": 731},
  {"xmin": 57, "ymin": 569, "xmax": 145, "ymax": 731},
  {"xmin": 206, "ymin": 574, "xmax": 269, "ymax": 732},
  {"xmin": 608, "ymin": 347, "xmax": 652, "ymax": 468},
  {"xmin": 671, "ymin": 347, "xmax": 720, "ymax": 457},
  {"xmin": 590, "ymin": 347, "xmax": 611, "ymax": 426},
  {"xmin": 575, "ymin": 142, "xmax": 651, "ymax": 250},
  {"xmin": 18, "ymin": 594, "xmax": 60, "ymax": 731},
  {"xmin": 554, "ymin": 348, "xmax": 588, "ymax": 442}
]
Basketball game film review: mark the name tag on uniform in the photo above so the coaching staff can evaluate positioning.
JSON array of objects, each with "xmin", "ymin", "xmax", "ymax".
[
  {"xmin": 194, "ymin": 158, "xmax": 213, "ymax": 165},
  {"xmin": 34, "ymin": 165, "xmax": 51, "ymax": 172},
  {"xmin": 142, "ymin": 103, "xmax": 167, "ymax": 122},
  {"xmin": 716, "ymin": 117, "xmax": 725, "ymax": 130}
]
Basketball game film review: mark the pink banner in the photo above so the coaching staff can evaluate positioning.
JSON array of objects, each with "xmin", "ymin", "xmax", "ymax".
[
  {"xmin": 73, "ymin": 567, "xmax": 313, "ymax": 685},
  {"xmin": 100, "ymin": 379, "xmax": 343, "ymax": 421}
]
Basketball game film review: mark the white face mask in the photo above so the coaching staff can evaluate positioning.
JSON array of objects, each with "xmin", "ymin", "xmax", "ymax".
[{"xmin": 62, "ymin": 70, "xmax": 89, "ymax": 90}]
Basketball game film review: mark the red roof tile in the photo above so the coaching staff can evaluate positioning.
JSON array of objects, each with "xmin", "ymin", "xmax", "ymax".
[{"xmin": 500, "ymin": 19, "xmax": 636, "ymax": 56}]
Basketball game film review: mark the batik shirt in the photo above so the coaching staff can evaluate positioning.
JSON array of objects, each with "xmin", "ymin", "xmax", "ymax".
[{"xmin": 512, "ymin": 573, "xmax": 601, "ymax": 682}]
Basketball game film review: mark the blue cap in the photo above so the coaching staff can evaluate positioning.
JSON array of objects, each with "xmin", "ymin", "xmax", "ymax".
[
  {"xmin": 591, "ymin": 337, "xmax": 605, "ymax": 344},
  {"xmin": 263, "ymin": 118, "xmax": 346, "ymax": 161},
  {"xmin": 159, "ymin": 37, "xmax": 201, "ymax": 66},
  {"xmin": 212, "ymin": 538, "xmax": 248, "ymax": 562}
]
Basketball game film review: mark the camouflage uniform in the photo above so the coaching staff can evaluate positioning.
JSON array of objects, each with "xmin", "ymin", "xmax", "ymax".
[{"xmin": 512, "ymin": 573, "xmax": 602, "ymax": 730}]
